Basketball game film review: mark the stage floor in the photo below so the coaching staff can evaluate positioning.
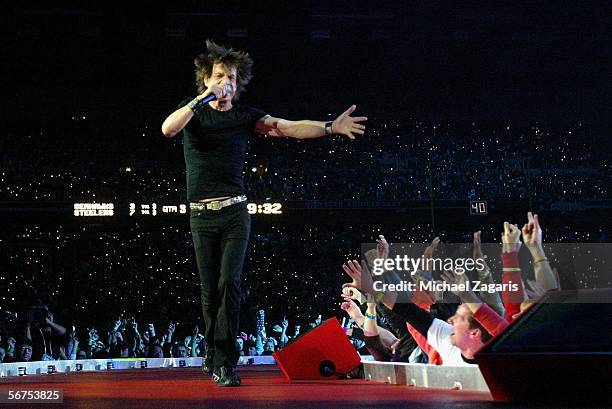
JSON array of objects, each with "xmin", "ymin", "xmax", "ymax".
[{"xmin": 0, "ymin": 365, "xmax": 587, "ymax": 409}]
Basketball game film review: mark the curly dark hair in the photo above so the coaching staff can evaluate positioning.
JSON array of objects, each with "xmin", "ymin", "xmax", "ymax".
[{"xmin": 194, "ymin": 39, "xmax": 254, "ymax": 100}]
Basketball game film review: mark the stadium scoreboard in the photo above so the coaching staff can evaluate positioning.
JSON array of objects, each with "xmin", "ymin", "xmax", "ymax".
[{"xmin": 73, "ymin": 202, "xmax": 283, "ymax": 217}]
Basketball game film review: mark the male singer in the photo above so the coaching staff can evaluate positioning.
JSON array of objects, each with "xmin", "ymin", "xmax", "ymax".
[{"xmin": 161, "ymin": 40, "xmax": 366, "ymax": 386}]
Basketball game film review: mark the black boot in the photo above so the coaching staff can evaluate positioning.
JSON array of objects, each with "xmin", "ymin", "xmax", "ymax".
[
  {"xmin": 217, "ymin": 366, "xmax": 241, "ymax": 387},
  {"xmin": 201, "ymin": 352, "xmax": 214, "ymax": 375},
  {"xmin": 212, "ymin": 367, "xmax": 221, "ymax": 383}
]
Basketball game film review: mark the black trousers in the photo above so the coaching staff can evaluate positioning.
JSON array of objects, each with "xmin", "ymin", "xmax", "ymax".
[{"xmin": 190, "ymin": 202, "xmax": 251, "ymax": 368}]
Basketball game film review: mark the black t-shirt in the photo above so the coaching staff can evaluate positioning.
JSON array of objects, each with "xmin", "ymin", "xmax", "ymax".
[{"xmin": 178, "ymin": 99, "xmax": 267, "ymax": 201}]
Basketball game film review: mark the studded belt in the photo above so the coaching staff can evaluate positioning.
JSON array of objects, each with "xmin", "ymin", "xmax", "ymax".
[{"xmin": 190, "ymin": 195, "xmax": 247, "ymax": 211}]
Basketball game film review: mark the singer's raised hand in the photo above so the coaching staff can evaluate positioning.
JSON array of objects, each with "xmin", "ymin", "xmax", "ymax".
[
  {"xmin": 200, "ymin": 83, "xmax": 226, "ymax": 101},
  {"xmin": 332, "ymin": 105, "xmax": 368, "ymax": 140}
]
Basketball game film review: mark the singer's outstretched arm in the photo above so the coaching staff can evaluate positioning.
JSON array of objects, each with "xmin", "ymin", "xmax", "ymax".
[{"xmin": 255, "ymin": 105, "xmax": 367, "ymax": 140}]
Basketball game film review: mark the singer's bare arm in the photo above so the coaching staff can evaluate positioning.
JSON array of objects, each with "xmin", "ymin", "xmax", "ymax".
[
  {"xmin": 161, "ymin": 83, "xmax": 227, "ymax": 138},
  {"xmin": 255, "ymin": 105, "xmax": 367, "ymax": 140},
  {"xmin": 162, "ymin": 105, "xmax": 194, "ymax": 138}
]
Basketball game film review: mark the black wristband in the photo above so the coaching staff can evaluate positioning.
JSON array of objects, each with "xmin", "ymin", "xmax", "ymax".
[
  {"xmin": 324, "ymin": 121, "xmax": 333, "ymax": 135},
  {"xmin": 187, "ymin": 98, "xmax": 205, "ymax": 113}
]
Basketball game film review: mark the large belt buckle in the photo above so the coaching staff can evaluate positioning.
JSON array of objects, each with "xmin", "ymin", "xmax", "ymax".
[{"xmin": 206, "ymin": 201, "xmax": 222, "ymax": 211}]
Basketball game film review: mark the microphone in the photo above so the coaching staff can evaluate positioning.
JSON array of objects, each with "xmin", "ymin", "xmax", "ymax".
[{"xmin": 198, "ymin": 93, "xmax": 217, "ymax": 104}]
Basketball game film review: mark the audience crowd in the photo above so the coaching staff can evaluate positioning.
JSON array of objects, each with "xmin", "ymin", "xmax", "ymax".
[{"xmin": 1, "ymin": 214, "xmax": 608, "ymax": 364}]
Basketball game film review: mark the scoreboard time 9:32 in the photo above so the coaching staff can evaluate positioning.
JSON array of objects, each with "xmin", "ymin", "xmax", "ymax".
[{"xmin": 247, "ymin": 202, "xmax": 282, "ymax": 215}]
